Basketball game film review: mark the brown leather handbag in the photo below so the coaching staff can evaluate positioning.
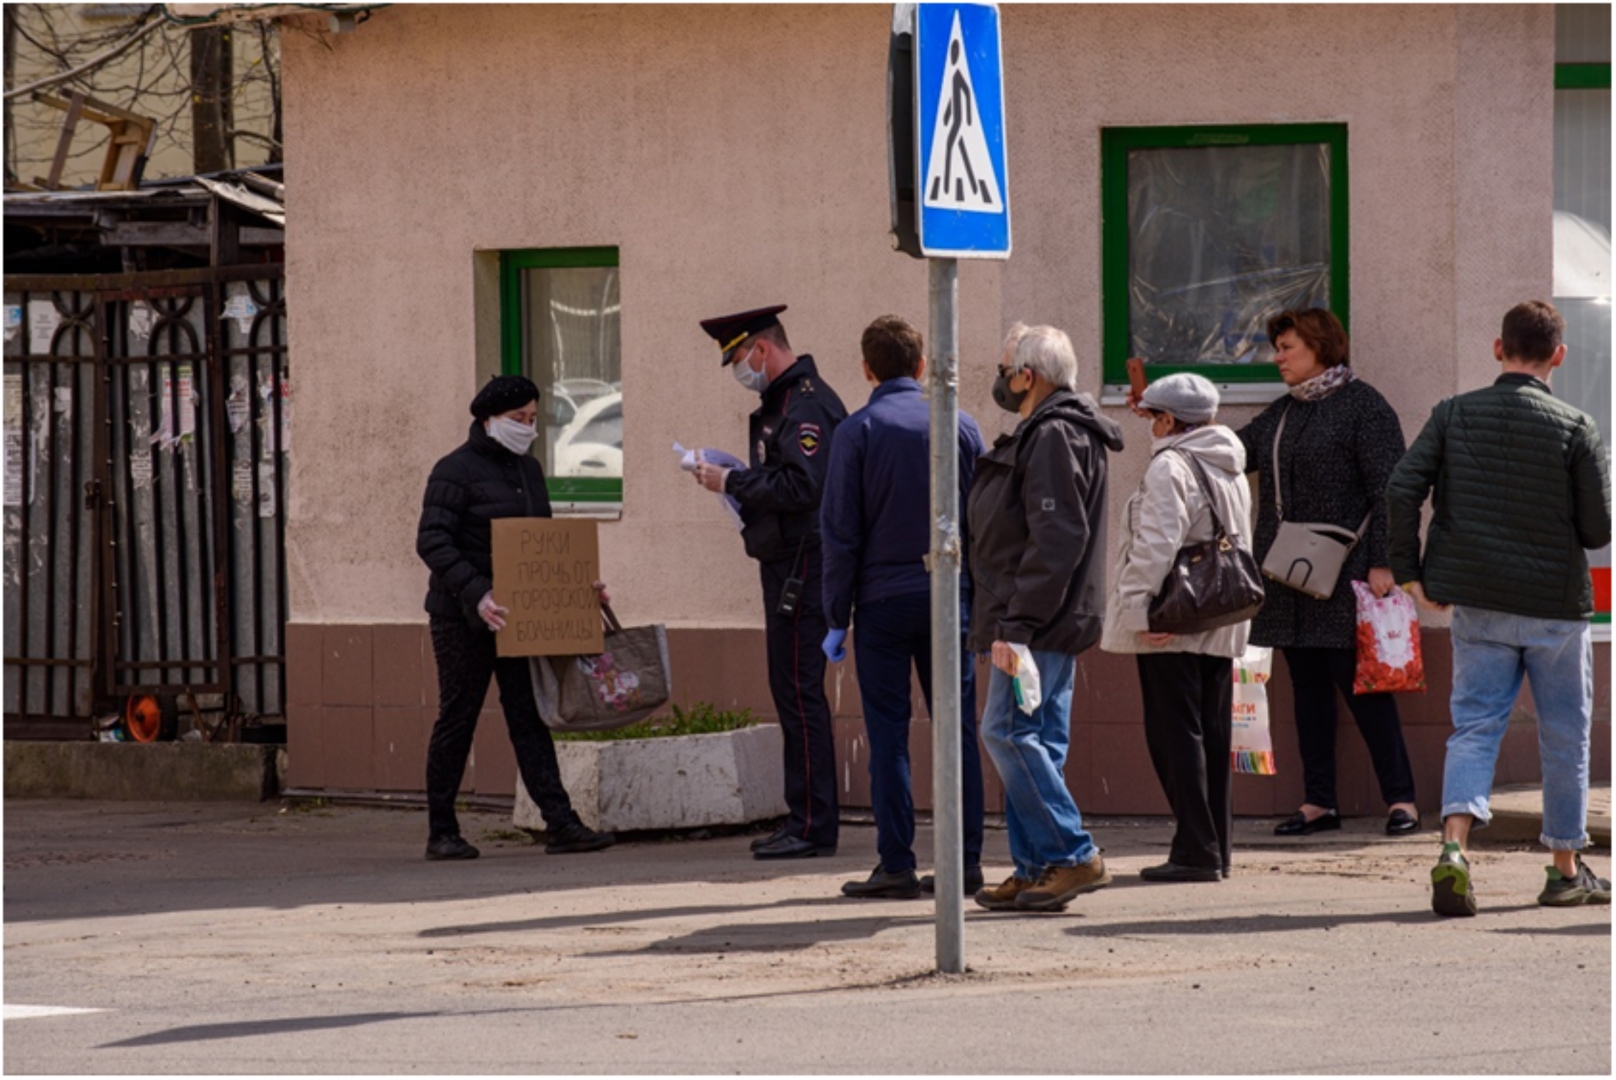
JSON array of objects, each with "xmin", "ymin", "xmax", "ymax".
[{"xmin": 1147, "ymin": 450, "xmax": 1266, "ymax": 634}]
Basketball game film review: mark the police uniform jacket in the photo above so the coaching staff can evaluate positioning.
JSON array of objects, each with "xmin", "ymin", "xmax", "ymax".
[
  {"xmin": 417, "ymin": 420, "xmax": 553, "ymax": 628},
  {"xmin": 724, "ymin": 355, "xmax": 847, "ymax": 563}
]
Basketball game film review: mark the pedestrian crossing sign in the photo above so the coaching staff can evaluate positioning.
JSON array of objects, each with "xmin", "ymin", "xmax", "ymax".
[{"xmin": 915, "ymin": 2, "xmax": 1010, "ymax": 258}]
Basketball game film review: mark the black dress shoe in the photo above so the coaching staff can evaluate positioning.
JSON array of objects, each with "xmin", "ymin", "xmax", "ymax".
[
  {"xmin": 753, "ymin": 835, "xmax": 837, "ymax": 860},
  {"xmin": 749, "ymin": 828, "xmax": 788, "ymax": 853},
  {"xmin": 545, "ymin": 821, "xmax": 616, "ymax": 854},
  {"xmin": 1140, "ymin": 861, "xmax": 1222, "ymax": 883},
  {"xmin": 920, "ymin": 865, "xmax": 986, "ymax": 895},
  {"xmin": 1385, "ymin": 809, "xmax": 1422, "ymax": 835},
  {"xmin": 425, "ymin": 834, "xmax": 480, "ymax": 861},
  {"xmin": 1273, "ymin": 809, "xmax": 1341, "ymax": 836},
  {"xmin": 841, "ymin": 865, "xmax": 922, "ymax": 899}
]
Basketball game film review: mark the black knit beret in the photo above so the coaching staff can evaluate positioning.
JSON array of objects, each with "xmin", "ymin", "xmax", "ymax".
[{"xmin": 469, "ymin": 375, "xmax": 540, "ymax": 420}]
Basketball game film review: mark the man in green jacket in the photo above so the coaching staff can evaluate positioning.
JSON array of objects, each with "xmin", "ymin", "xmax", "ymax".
[{"xmin": 1386, "ymin": 300, "xmax": 1612, "ymax": 918}]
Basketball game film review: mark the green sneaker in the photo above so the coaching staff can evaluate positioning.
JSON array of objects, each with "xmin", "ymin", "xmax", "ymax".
[
  {"xmin": 1431, "ymin": 842, "xmax": 1477, "ymax": 917},
  {"xmin": 1537, "ymin": 856, "xmax": 1613, "ymax": 907}
]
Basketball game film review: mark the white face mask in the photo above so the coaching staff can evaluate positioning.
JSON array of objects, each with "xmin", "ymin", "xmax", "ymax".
[
  {"xmin": 487, "ymin": 415, "xmax": 538, "ymax": 455},
  {"xmin": 730, "ymin": 345, "xmax": 769, "ymax": 394}
]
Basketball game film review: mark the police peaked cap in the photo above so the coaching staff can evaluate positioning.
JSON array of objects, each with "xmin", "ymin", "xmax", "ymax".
[
  {"xmin": 699, "ymin": 304, "xmax": 787, "ymax": 366},
  {"xmin": 469, "ymin": 374, "xmax": 540, "ymax": 420}
]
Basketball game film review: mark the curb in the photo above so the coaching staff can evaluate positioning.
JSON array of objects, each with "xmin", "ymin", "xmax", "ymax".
[{"xmin": 4, "ymin": 742, "xmax": 282, "ymax": 802}]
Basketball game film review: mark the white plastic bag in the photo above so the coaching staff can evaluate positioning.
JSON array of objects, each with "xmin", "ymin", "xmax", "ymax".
[
  {"xmin": 1231, "ymin": 645, "xmax": 1274, "ymax": 775},
  {"xmin": 1008, "ymin": 643, "xmax": 1041, "ymax": 715}
]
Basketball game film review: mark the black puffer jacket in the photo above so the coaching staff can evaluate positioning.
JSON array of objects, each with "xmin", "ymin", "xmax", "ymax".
[
  {"xmin": 417, "ymin": 421, "xmax": 553, "ymax": 626},
  {"xmin": 1236, "ymin": 378, "xmax": 1406, "ymax": 650},
  {"xmin": 1386, "ymin": 373, "xmax": 1611, "ymax": 619},
  {"xmin": 965, "ymin": 390, "xmax": 1125, "ymax": 656}
]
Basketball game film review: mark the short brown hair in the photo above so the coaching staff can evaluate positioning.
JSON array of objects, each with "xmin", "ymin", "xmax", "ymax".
[
  {"xmin": 861, "ymin": 315, "xmax": 924, "ymax": 382},
  {"xmin": 1267, "ymin": 308, "xmax": 1350, "ymax": 368},
  {"xmin": 1500, "ymin": 300, "xmax": 1564, "ymax": 364}
]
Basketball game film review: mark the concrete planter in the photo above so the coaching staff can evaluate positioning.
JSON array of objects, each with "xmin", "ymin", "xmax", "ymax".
[{"xmin": 513, "ymin": 723, "xmax": 785, "ymax": 833}]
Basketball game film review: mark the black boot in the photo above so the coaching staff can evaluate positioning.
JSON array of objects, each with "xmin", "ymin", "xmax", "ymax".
[{"xmin": 546, "ymin": 820, "xmax": 616, "ymax": 854}]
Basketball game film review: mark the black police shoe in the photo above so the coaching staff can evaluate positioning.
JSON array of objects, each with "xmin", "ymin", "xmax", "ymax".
[
  {"xmin": 545, "ymin": 821, "xmax": 616, "ymax": 854},
  {"xmin": 1139, "ymin": 861, "xmax": 1222, "ymax": 883},
  {"xmin": 749, "ymin": 827, "xmax": 788, "ymax": 853},
  {"xmin": 919, "ymin": 865, "xmax": 986, "ymax": 895},
  {"xmin": 425, "ymin": 834, "xmax": 480, "ymax": 861},
  {"xmin": 753, "ymin": 835, "xmax": 837, "ymax": 860}
]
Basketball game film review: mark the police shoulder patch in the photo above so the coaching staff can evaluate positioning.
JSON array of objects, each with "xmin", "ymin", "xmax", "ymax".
[{"xmin": 798, "ymin": 423, "xmax": 822, "ymax": 456}]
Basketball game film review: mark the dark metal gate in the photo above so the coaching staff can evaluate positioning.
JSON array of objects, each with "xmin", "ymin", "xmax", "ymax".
[{"xmin": 3, "ymin": 266, "xmax": 288, "ymax": 737}]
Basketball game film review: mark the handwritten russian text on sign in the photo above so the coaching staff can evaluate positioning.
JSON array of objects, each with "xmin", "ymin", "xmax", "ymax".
[{"xmin": 492, "ymin": 518, "xmax": 605, "ymax": 657}]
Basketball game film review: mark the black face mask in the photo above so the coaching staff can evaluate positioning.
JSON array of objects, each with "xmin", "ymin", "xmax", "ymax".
[{"xmin": 992, "ymin": 371, "xmax": 1028, "ymax": 413}]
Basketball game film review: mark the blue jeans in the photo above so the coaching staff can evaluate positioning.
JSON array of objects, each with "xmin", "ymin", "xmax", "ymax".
[
  {"xmin": 980, "ymin": 648, "xmax": 1097, "ymax": 879},
  {"xmin": 852, "ymin": 592, "xmax": 984, "ymax": 873},
  {"xmin": 1442, "ymin": 606, "xmax": 1595, "ymax": 850}
]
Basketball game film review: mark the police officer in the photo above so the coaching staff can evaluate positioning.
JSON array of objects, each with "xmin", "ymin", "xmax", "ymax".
[{"xmin": 694, "ymin": 305, "xmax": 848, "ymax": 859}]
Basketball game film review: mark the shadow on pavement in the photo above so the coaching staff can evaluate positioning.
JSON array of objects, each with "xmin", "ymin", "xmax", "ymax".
[
  {"xmin": 579, "ymin": 913, "xmax": 936, "ymax": 956},
  {"xmin": 98, "ymin": 1011, "xmax": 438, "ymax": 1048},
  {"xmin": 419, "ymin": 895, "xmax": 852, "ymax": 937},
  {"xmin": 1063, "ymin": 903, "xmax": 1545, "ymax": 937}
]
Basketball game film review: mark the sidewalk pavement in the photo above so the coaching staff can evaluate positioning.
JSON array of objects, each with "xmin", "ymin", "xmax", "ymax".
[{"xmin": 3, "ymin": 798, "xmax": 1609, "ymax": 1074}]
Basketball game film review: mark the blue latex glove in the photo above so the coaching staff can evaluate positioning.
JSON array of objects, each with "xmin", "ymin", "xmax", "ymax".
[{"xmin": 821, "ymin": 628, "xmax": 847, "ymax": 663}]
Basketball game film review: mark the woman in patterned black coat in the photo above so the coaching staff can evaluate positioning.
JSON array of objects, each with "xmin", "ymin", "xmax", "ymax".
[
  {"xmin": 1236, "ymin": 309, "xmax": 1421, "ymax": 838},
  {"xmin": 415, "ymin": 375, "xmax": 614, "ymax": 861}
]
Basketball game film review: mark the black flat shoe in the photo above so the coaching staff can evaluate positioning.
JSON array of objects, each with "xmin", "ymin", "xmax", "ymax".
[
  {"xmin": 1385, "ymin": 809, "xmax": 1422, "ymax": 835},
  {"xmin": 1140, "ymin": 861, "xmax": 1222, "ymax": 883},
  {"xmin": 545, "ymin": 821, "xmax": 616, "ymax": 854},
  {"xmin": 753, "ymin": 835, "xmax": 837, "ymax": 860},
  {"xmin": 1273, "ymin": 809, "xmax": 1341, "ymax": 836},
  {"xmin": 425, "ymin": 834, "xmax": 480, "ymax": 861},
  {"xmin": 841, "ymin": 865, "xmax": 922, "ymax": 899}
]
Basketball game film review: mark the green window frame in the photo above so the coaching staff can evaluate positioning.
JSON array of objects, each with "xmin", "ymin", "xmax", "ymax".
[
  {"xmin": 1100, "ymin": 123, "xmax": 1350, "ymax": 387},
  {"xmin": 499, "ymin": 246, "xmax": 621, "ymax": 507}
]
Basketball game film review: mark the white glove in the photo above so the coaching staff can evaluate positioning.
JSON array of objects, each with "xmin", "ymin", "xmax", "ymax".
[{"xmin": 477, "ymin": 591, "xmax": 509, "ymax": 631}]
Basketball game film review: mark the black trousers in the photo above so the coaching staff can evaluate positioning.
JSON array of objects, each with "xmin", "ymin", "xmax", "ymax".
[
  {"xmin": 1281, "ymin": 646, "xmax": 1416, "ymax": 811},
  {"xmin": 760, "ymin": 549, "xmax": 839, "ymax": 848},
  {"xmin": 425, "ymin": 615, "xmax": 578, "ymax": 840},
  {"xmin": 1137, "ymin": 652, "xmax": 1234, "ymax": 872}
]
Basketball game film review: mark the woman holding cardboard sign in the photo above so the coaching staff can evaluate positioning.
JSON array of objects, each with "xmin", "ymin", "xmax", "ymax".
[{"xmin": 416, "ymin": 375, "xmax": 614, "ymax": 861}]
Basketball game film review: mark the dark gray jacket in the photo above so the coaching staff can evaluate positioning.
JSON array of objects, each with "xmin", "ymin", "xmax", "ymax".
[
  {"xmin": 965, "ymin": 390, "xmax": 1124, "ymax": 655},
  {"xmin": 1386, "ymin": 372, "xmax": 1611, "ymax": 620},
  {"xmin": 1236, "ymin": 378, "xmax": 1406, "ymax": 650}
]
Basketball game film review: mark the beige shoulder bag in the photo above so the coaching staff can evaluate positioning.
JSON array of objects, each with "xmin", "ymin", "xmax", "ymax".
[{"xmin": 1259, "ymin": 405, "xmax": 1369, "ymax": 601}]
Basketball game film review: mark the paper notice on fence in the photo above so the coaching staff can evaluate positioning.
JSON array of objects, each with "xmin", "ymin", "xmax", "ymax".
[
  {"xmin": 491, "ymin": 517, "xmax": 604, "ymax": 658},
  {"xmin": 3, "ymin": 374, "xmax": 21, "ymax": 506}
]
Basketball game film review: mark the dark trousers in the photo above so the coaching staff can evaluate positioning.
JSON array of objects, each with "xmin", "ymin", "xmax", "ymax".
[
  {"xmin": 425, "ymin": 615, "xmax": 578, "ymax": 840},
  {"xmin": 1137, "ymin": 652, "xmax": 1234, "ymax": 872},
  {"xmin": 761, "ymin": 550, "xmax": 839, "ymax": 848},
  {"xmin": 1281, "ymin": 646, "xmax": 1417, "ymax": 811},
  {"xmin": 851, "ymin": 592, "xmax": 985, "ymax": 874}
]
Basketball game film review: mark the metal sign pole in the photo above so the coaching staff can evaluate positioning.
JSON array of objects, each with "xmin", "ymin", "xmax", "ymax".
[{"xmin": 928, "ymin": 255, "xmax": 964, "ymax": 974}]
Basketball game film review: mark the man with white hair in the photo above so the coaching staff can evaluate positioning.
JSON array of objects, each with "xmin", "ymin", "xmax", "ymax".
[{"xmin": 966, "ymin": 323, "xmax": 1125, "ymax": 913}]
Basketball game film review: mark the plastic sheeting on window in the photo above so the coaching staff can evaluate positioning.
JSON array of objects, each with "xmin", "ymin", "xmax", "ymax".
[{"xmin": 1127, "ymin": 143, "xmax": 1332, "ymax": 367}]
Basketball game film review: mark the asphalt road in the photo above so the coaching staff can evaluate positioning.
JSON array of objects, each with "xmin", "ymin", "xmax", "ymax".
[{"xmin": 4, "ymin": 799, "xmax": 1609, "ymax": 1075}]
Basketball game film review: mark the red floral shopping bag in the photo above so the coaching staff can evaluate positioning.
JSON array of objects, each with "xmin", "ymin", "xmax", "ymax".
[{"xmin": 1351, "ymin": 581, "xmax": 1426, "ymax": 694}]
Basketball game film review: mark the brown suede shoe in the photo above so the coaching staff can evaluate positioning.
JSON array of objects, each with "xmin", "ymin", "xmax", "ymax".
[
  {"xmin": 1015, "ymin": 856, "xmax": 1113, "ymax": 912},
  {"xmin": 974, "ymin": 873, "xmax": 1035, "ymax": 911}
]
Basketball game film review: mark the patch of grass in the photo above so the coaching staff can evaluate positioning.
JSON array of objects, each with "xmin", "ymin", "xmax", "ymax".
[
  {"xmin": 555, "ymin": 702, "xmax": 759, "ymax": 742},
  {"xmin": 480, "ymin": 828, "xmax": 532, "ymax": 844}
]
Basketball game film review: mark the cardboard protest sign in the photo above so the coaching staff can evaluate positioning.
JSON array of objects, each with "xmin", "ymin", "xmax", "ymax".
[{"xmin": 491, "ymin": 518, "xmax": 605, "ymax": 657}]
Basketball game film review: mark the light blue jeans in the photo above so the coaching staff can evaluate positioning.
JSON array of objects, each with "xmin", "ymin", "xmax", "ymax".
[
  {"xmin": 980, "ymin": 648, "xmax": 1097, "ymax": 879},
  {"xmin": 1442, "ymin": 606, "xmax": 1595, "ymax": 850}
]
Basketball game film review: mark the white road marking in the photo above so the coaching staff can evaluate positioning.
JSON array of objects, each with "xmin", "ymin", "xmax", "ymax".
[{"xmin": 4, "ymin": 1005, "xmax": 105, "ymax": 1020}]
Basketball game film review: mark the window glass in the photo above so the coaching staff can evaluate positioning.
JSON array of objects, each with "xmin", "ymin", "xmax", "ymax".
[
  {"xmin": 1553, "ymin": 4, "xmax": 1610, "ymax": 618},
  {"xmin": 1101, "ymin": 124, "xmax": 1348, "ymax": 386},
  {"xmin": 1127, "ymin": 143, "xmax": 1331, "ymax": 367},
  {"xmin": 502, "ymin": 251, "xmax": 622, "ymax": 510}
]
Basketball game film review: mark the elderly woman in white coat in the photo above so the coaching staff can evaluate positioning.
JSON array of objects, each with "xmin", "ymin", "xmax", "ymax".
[{"xmin": 1102, "ymin": 374, "xmax": 1254, "ymax": 883}]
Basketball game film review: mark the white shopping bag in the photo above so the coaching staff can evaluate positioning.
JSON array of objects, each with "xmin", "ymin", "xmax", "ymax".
[{"xmin": 1231, "ymin": 645, "xmax": 1275, "ymax": 775}]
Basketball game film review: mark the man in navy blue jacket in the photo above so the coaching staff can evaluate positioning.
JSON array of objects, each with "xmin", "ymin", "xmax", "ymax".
[{"xmin": 820, "ymin": 315, "xmax": 987, "ymax": 899}]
